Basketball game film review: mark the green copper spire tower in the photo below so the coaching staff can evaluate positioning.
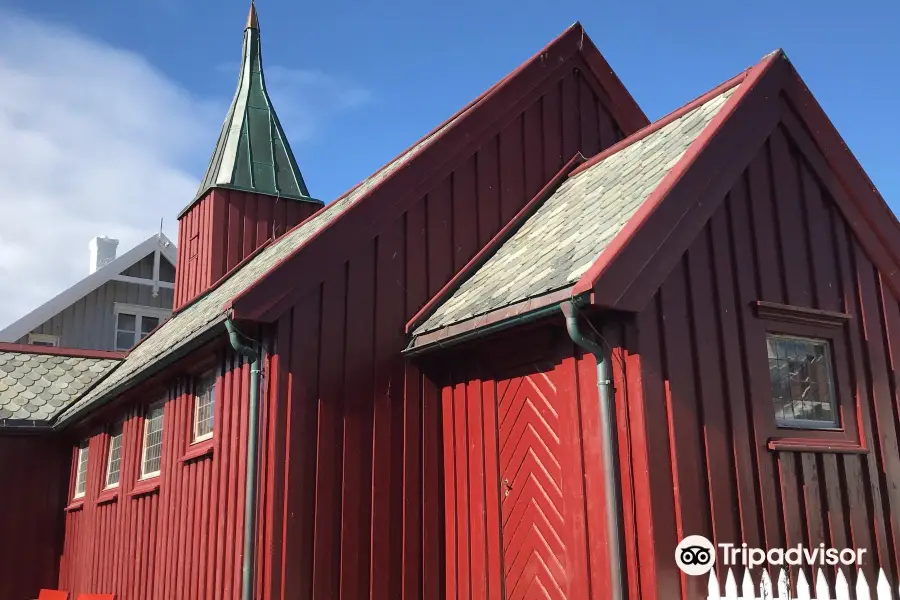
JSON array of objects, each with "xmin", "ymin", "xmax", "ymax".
[{"xmin": 183, "ymin": 2, "xmax": 316, "ymax": 216}]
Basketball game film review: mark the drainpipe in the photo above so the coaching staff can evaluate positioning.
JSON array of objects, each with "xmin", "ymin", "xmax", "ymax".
[
  {"xmin": 225, "ymin": 316, "xmax": 261, "ymax": 600},
  {"xmin": 560, "ymin": 300, "xmax": 625, "ymax": 600}
]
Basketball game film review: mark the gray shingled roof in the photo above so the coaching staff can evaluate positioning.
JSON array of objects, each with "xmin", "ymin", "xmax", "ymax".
[
  {"xmin": 413, "ymin": 87, "xmax": 736, "ymax": 337},
  {"xmin": 54, "ymin": 118, "xmax": 457, "ymax": 426},
  {"xmin": 0, "ymin": 351, "xmax": 120, "ymax": 422}
]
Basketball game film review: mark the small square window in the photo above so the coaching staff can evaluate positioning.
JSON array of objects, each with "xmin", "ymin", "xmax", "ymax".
[
  {"xmin": 113, "ymin": 304, "xmax": 171, "ymax": 351},
  {"xmin": 105, "ymin": 427, "xmax": 123, "ymax": 488},
  {"xmin": 767, "ymin": 334, "xmax": 838, "ymax": 429},
  {"xmin": 74, "ymin": 443, "xmax": 89, "ymax": 499},
  {"xmin": 140, "ymin": 404, "xmax": 165, "ymax": 479},
  {"xmin": 193, "ymin": 371, "xmax": 216, "ymax": 443}
]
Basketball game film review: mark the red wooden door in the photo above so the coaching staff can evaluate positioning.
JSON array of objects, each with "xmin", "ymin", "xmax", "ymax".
[{"xmin": 498, "ymin": 369, "xmax": 568, "ymax": 600}]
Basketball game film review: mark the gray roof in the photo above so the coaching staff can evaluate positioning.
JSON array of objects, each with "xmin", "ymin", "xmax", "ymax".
[
  {"xmin": 54, "ymin": 116, "xmax": 456, "ymax": 426},
  {"xmin": 413, "ymin": 87, "xmax": 737, "ymax": 336},
  {"xmin": 0, "ymin": 351, "xmax": 120, "ymax": 422}
]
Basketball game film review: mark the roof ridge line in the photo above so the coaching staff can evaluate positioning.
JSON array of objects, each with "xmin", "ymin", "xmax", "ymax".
[
  {"xmin": 571, "ymin": 50, "xmax": 785, "ymax": 298},
  {"xmin": 0, "ymin": 343, "xmax": 125, "ymax": 360},
  {"xmin": 570, "ymin": 69, "xmax": 750, "ymax": 178},
  {"xmin": 224, "ymin": 24, "xmax": 622, "ymax": 322}
]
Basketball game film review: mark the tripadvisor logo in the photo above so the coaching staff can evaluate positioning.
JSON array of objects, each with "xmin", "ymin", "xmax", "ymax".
[
  {"xmin": 675, "ymin": 535, "xmax": 867, "ymax": 576},
  {"xmin": 675, "ymin": 535, "xmax": 717, "ymax": 576}
]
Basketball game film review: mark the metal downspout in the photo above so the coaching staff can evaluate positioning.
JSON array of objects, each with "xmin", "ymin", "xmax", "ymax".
[
  {"xmin": 560, "ymin": 300, "xmax": 625, "ymax": 600},
  {"xmin": 225, "ymin": 317, "xmax": 261, "ymax": 600}
]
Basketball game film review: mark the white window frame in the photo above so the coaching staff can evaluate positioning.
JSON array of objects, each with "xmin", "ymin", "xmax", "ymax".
[
  {"xmin": 113, "ymin": 303, "xmax": 171, "ymax": 351},
  {"xmin": 104, "ymin": 426, "xmax": 124, "ymax": 489},
  {"xmin": 73, "ymin": 443, "xmax": 89, "ymax": 499},
  {"xmin": 193, "ymin": 371, "xmax": 216, "ymax": 443},
  {"xmin": 28, "ymin": 333, "xmax": 59, "ymax": 347},
  {"xmin": 140, "ymin": 403, "xmax": 165, "ymax": 480}
]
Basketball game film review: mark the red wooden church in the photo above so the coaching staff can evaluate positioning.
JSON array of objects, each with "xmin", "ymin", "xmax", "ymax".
[{"xmin": 3, "ymin": 4, "xmax": 900, "ymax": 600}]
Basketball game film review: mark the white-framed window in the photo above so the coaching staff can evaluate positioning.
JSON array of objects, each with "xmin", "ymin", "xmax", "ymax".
[
  {"xmin": 193, "ymin": 371, "xmax": 216, "ymax": 443},
  {"xmin": 105, "ymin": 426, "xmax": 124, "ymax": 488},
  {"xmin": 140, "ymin": 404, "xmax": 165, "ymax": 479},
  {"xmin": 28, "ymin": 333, "xmax": 59, "ymax": 347},
  {"xmin": 113, "ymin": 303, "xmax": 171, "ymax": 351},
  {"xmin": 74, "ymin": 443, "xmax": 89, "ymax": 499}
]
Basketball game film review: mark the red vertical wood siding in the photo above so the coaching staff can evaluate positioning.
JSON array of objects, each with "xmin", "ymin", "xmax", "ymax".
[
  {"xmin": 623, "ymin": 108, "xmax": 900, "ymax": 599},
  {"xmin": 253, "ymin": 64, "xmax": 628, "ymax": 600},
  {"xmin": 56, "ymin": 347, "xmax": 262, "ymax": 600},
  {"xmin": 174, "ymin": 190, "xmax": 320, "ymax": 309},
  {"xmin": 430, "ymin": 325, "xmax": 635, "ymax": 600},
  {"xmin": 0, "ymin": 435, "xmax": 68, "ymax": 599},
  {"xmin": 48, "ymin": 60, "xmax": 629, "ymax": 599}
]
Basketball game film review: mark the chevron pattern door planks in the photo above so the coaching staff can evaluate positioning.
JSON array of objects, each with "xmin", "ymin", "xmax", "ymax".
[{"xmin": 498, "ymin": 370, "xmax": 568, "ymax": 600}]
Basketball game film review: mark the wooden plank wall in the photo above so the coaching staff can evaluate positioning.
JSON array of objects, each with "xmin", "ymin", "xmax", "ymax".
[
  {"xmin": 260, "ymin": 63, "xmax": 627, "ymax": 600},
  {"xmin": 434, "ymin": 326, "xmax": 633, "ymax": 600},
  {"xmin": 56, "ymin": 348, "xmax": 260, "ymax": 600},
  {"xmin": 174, "ymin": 190, "xmax": 320, "ymax": 310},
  {"xmin": 16, "ymin": 278, "xmax": 175, "ymax": 351},
  {"xmin": 624, "ymin": 114, "xmax": 900, "ymax": 600},
  {"xmin": 0, "ymin": 434, "xmax": 69, "ymax": 599}
]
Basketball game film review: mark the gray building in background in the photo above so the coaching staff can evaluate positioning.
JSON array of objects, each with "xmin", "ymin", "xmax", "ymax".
[{"xmin": 0, "ymin": 234, "xmax": 177, "ymax": 352}]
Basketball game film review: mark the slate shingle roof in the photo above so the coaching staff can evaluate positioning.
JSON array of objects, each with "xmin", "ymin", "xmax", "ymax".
[
  {"xmin": 412, "ymin": 86, "xmax": 737, "ymax": 337},
  {"xmin": 0, "ymin": 351, "xmax": 120, "ymax": 422},
  {"xmin": 54, "ymin": 119, "xmax": 455, "ymax": 426}
]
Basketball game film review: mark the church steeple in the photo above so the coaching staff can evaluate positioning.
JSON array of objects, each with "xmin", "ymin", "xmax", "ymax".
[
  {"xmin": 173, "ymin": 4, "xmax": 323, "ymax": 310},
  {"xmin": 181, "ymin": 2, "xmax": 316, "ymax": 217}
]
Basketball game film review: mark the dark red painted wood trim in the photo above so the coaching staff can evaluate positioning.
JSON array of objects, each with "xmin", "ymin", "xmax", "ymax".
[
  {"xmin": 406, "ymin": 287, "xmax": 573, "ymax": 353},
  {"xmin": 0, "ymin": 343, "xmax": 125, "ymax": 360},
  {"xmin": 753, "ymin": 300, "xmax": 850, "ymax": 327},
  {"xmin": 570, "ymin": 70, "xmax": 747, "ymax": 177},
  {"xmin": 95, "ymin": 489, "xmax": 119, "ymax": 505},
  {"xmin": 226, "ymin": 26, "xmax": 646, "ymax": 323},
  {"xmin": 180, "ymin": 440, "xmax": 214, "ymax": 463},
  {"xmin": 573, "ymin": 52, "xmax": 786, "ymax": 308},
  {"xmin": 405, "ymin": 153, "xmax": 586, "ymax": 334},
  {"xmin": 64, "ymin": 500, "xmax": 84, "ymax": 512},
  {"xmin": 128, "ymin": 479, "xmax": 160, "ymax": 498},
  {"xmin": 767, "ymin": 438, "xmax": 868, "ymax": 454}
]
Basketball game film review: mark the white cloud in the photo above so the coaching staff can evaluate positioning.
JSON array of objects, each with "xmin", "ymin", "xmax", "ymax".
[{"xmin": 0, "ymin": 11, "xmax": 370, "ymax": 331}]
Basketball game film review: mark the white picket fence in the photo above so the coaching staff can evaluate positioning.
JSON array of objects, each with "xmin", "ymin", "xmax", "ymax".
[{"xmin": 707, "ymin": 567, "xmax": 896, "ymax": 600}]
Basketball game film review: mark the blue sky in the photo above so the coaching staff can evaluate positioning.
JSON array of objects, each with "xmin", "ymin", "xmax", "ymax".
[{"xmin": 0, "ymin": 0, "xmax": 897, "ymax": 326}]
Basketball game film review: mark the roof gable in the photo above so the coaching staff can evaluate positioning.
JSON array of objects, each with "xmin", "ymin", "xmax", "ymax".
[
  {"xmin": 52, "ymin": 23, "xmax": 649, "ymax": 425},
  {"xmin": 407, "ymin": 50, "xmax": 900, "ymax": 353},
  {"xmin": 226, "ymin": 23, "xmax": 650, "ymax": 323},
  {"xmin": 408, "ymin": 86, "xmax": 737, "ymax": 340},
  {"xmin": 577, "ymin": 51, "xmax": 900, "ymax": 313},
  {"xmin": 0, "ymin": 233, "xmax": 177, "ymax": 343}
]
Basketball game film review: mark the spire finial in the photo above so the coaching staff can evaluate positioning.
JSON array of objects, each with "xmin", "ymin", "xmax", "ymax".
[{"xmin": 246, "ymin": 1, "xmax": 259, "ymax": 30}]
